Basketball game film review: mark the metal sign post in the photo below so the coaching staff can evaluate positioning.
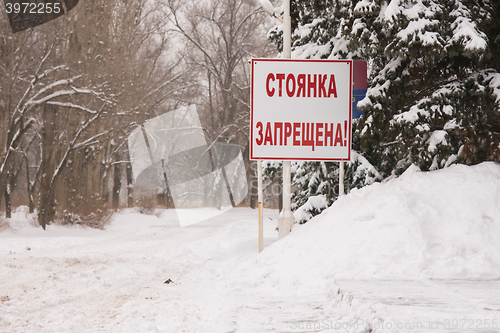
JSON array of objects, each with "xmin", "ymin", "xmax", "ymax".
[{"xmin": 279, "ymin": 0, "xmax": 294, "ymax": 239}]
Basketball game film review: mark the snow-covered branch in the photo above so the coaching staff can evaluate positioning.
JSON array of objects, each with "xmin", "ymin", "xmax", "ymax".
[
  {"xmin": 28, "ymin": 90, "xmax": 76, "ymax": 106},
  {"xmin": 29, "ymin": 76, "xmax": 82, "ymax": 103},
  {"xmin": 73, "ymin": 130, "xmax": 111, "ymax": 150},
  {"xmin": 45, "ymin": 101, "xmax": 97, "ymax": 114}
]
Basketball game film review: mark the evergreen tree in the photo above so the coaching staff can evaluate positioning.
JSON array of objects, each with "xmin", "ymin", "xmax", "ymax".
[
  {"xmin": 291, "ymin": 150, "xmax": 381, "ymax": 223},
  {"xmin": 266, "ymin": 0, "xmax": 500, "ymax": 222},
  {"xmin": 353, "ymin": 0, "xmax": 500, "ymax": 175},
  {"xmin": 271, "ymin": 0, "xmax": 500, "ymax": 174},
  {"xmin": 263, "ymin": 148, "xmax": 381, "ymax": 224}
]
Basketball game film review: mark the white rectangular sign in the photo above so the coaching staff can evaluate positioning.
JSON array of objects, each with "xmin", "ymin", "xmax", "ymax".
[{"xmin": 250, "ymin": 59, "xmax": 352, "ymax": 161}]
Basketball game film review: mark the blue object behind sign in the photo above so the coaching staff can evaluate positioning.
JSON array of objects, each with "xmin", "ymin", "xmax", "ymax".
[
  {"xmin": 352, "ymin": 60, "xmax": 367, "ymax": 119},
  {"xmin": 353, "ymin": 88, "xmax": 367, "ymax": 119}
]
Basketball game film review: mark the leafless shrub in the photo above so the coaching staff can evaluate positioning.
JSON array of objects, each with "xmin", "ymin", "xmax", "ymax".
[
  {"xmin": 56, "ymin": 195, "xmax": 113, "ymax": 229},
  {"xmin": 134, "ymin": 195, "xmax": 156, "ymax": 215}
]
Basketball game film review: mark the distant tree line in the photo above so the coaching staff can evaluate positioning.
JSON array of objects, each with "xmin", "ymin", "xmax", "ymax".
[{"xmin": 0, "ymin": 0, "xmax": 273, "ymax": 228}]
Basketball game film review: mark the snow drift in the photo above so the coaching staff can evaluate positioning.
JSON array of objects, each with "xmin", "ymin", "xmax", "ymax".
[{"xmin": 241, "ymin": 162, "xmax": 500, "ymax": 283}]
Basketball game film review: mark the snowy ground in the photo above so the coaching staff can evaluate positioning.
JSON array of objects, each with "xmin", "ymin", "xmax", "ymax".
[
  {"xmin": 336, "ymin": 279, "xmax": 500, "ymax": 332},
  {"xmin": 1, "ymin": 162, "xmax": 500, "ymax": 332},
  {"xmin": 0, "ymin": 209, "xmax": 376, "ymax": 333}
]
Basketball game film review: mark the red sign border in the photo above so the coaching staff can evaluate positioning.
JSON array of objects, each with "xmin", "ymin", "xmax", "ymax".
[{"xmin": 250, "ymin": 58, "xmax": 353, "ymax": 161}]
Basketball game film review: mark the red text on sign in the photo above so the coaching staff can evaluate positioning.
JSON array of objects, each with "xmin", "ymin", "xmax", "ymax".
[
  {"xmin": 266, "ymin": 73, "xmax": 338, "ymax": 98},
  {"xmin": 255, "ymin": 121, "xmax": 348, "ymax": 151}
]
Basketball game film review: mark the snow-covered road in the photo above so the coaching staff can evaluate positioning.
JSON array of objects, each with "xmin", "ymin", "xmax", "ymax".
[
  {"xmin": 0, "ymin": 208, "xmax": 276, "ymax": 332},
  {"xmin": 0, "ymin": 208, "xmax": 378, "ymax": 333}
]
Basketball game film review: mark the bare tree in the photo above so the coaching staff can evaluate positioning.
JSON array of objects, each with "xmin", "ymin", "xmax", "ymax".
[
  {"xmin": 166, "ymin": 0, "xmax": 274, "ymax": 206},
  {"xmin": 0, "ymin": 0, "xmax": 196, "ymax": 227}
]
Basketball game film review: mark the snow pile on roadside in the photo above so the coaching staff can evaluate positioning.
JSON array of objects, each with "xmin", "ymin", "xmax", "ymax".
[{"xmin": 238, "ymin": 162, "xmax": 500, "ymax": 283}]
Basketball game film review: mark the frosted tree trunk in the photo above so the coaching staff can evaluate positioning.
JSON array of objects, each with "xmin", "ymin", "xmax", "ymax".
[
  {"xmin": 38, "ymin": 103, "xmax": 58, "ymax": 229},
  {"xmin": 112, "ymin": 154, "xmax": 121, "ymax": 211},
  {"xmin": 124, "ymin": 147, "xmax": 134, "ymax": 208},
  {"xmin": 5, "ymin": 181, "xmax": 11, "ymax": 219}
]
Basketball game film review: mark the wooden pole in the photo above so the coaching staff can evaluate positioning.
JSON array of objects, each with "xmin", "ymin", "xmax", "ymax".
[{"xmin": 258, "ymin": 159, "xmax": 264, "ymax": 252}]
